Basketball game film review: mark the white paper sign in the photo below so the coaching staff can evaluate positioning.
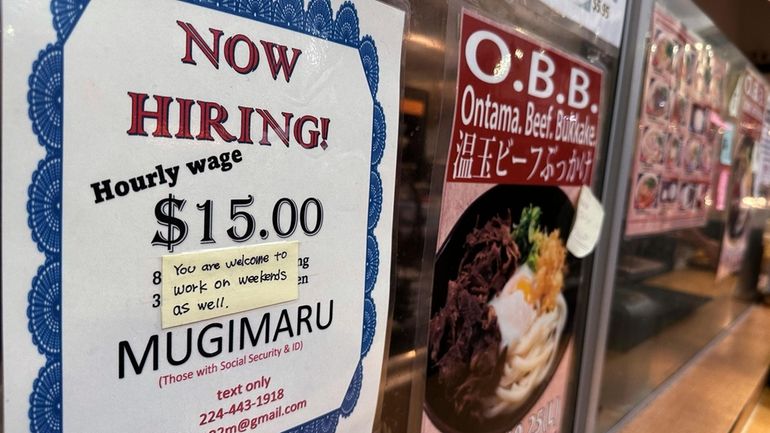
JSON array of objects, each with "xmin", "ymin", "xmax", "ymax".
[
  {"xmin": 539, "ymin": 0, "xmax": 627, "ymax": 47},
  {"xmin": 567, "ymin": 186, "xmax": 605, "ymax": 258},
  {"xmin": 2, "ymin": 1, "xmax": 404, "ymax": 432}
]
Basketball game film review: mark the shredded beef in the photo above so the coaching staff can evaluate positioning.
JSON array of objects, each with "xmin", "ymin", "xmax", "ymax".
[{"xmin": 429, "ymin": 214, "xmax": 520, "ymax": 419}]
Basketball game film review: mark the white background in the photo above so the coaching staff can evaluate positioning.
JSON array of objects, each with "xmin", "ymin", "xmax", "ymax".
[
  {"xmin": 539, "ymin": 0, "xmax": 627, "ymax": 47},
  {"xmin": 2, "ymin": 1, "xmax": 404, "ymax": 432}
]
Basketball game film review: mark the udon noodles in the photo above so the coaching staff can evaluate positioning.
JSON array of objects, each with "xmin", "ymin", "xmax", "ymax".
[
  {"xmin": 485, "ymin": 226, "xmax": 568, "ymax": 417},
  {"xmin": 484, "ymin": 294, "xmax": 567, "ymax": 417}
]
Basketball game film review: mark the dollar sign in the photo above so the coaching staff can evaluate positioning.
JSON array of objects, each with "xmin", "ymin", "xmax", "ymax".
[{"xmin": 152, "ymin": 194, "xmax": 188, "ymax": 252}]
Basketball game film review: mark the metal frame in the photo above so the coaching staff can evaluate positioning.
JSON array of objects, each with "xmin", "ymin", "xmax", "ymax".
[{"xmin": 573, "ymin": 0, "xmax": 656, "ymax": 432}]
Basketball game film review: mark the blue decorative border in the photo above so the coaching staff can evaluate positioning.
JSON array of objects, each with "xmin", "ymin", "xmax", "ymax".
[{"xmin": 25, "ymin": 1, "xmax": 384, "ymax": 432}]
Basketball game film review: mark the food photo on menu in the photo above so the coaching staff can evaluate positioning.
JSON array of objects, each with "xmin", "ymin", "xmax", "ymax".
[
  {"xmin": 425, "ymin": 186, "xmax": 579, "ymax": 433},
  {"xmin": 684, "ymin": 137, "xmax": 703, "ymax": 173},
  {"xmin": 700, "ymin": 141, "xmax": 713, "ymax": 173},
  {"xmin": 639, "ymin": 126, "xmax": 666, "ymax": 166},
  {"xmin": 651, "ymin": 30, "xmax": 678, "ymax": 75},
  {"xmin": 660, "ymin": 179, "xmax": 679, "ymax": 210},
  {"xmin": 690, "ymin": 105, "xmax": 707, "ymax": 134},
  {"xmin": 646, "ymin": 78, "xmax": 671, "ymax": 119},
  {"xmin": 633, "ymin": 173, "xmax": 661, "ymax": 212},
  {"xmin": 671, "ymin": 94, "xmax": 689, "ymax": 126},
  {"xmin": 666, "ymin": 134, "xmax": 683, "ymax": 169},
  {"xmin": 679, "ymin": 182, "xmax": 697, "ymax": 211},
  {"xmin": 682, "ymin": 47, "xmax": 699, "ymax": 88}
]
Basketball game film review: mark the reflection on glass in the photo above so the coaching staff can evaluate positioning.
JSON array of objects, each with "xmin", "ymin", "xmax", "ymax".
[
  {"xmin": 595, "ymin": 0, "xmax": 760, "ymax": 431},
  {"xmin": 596, "ymin": 224, "xmax": 750, "ymax": 432}
]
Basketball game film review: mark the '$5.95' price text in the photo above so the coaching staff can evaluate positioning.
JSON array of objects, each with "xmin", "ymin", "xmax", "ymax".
[{"xmin": 152, "ymin": 194, "xmax": 323, "ymax": 252}]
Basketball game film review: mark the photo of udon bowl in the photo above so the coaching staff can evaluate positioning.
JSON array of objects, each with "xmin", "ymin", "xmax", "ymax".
[
  {"xmin": 651, "ymin": 34, "xmax": 676, "ymax": 73},
  {"xmin": 634, "ymin": 173, "xmax": 659, "ymax": 210},
  {"xmin": 425, "ymin": 185, "xmax": 576, "ymax": 433},
  {"xmin": 640, "ymin": 129, "xmax": 665, "ymax": 166},
  {"xmin": 646, "ymin": 81, "xmax": 670, "ymax": 118}
]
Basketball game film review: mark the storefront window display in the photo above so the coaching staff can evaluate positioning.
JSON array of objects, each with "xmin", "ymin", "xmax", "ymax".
[
  {"xmin": 7, "ymin": 1, "xmax": 768, "ymax": 433},
  {"xmin": 593, "ymin": 1, "xmax": 769, "ymax": 431}
]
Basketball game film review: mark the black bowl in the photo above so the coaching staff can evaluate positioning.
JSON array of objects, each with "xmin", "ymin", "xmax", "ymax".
[{"xmin": 424, "ymin": 184, "xmax": 578, "ymax": 433}]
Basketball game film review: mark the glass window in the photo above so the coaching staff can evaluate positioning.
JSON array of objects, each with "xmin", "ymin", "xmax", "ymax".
[{"xmin": 595, "ymin": 0, "xmax": 765, "ymax": 431}]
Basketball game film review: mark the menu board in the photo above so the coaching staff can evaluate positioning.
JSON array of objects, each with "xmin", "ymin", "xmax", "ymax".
[
  {"xmin": 625, "ymin": 7, "xmax": 724, "ymax": 237},
  {"xmin": 717, "ymin": 70, "xmax": 768, "ymax": 280},
  {"xmin": 422, "ymin": 10, "xmax": 605, "ymax": 433},
  {"xmin": 1, "ymin": 1, "xmax": 404, "ymax": 432}
]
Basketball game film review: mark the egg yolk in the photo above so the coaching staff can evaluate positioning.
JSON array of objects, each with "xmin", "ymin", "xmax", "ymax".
[{"xmin": 517, "ymin": 277, "xmax": 533, "ymax": 303}]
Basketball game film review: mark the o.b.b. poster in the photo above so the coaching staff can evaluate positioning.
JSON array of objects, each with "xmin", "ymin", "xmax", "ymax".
[
  {"xmin": 2, "ymin": 1, "xmax": 404, "ymax": 432},
  {"xmin": 423, "ymin": 10, "xmax": 605, "ymax": 433},
  {"xmin": 717, "ymin": 70, "xmax": 768, "ymax": 279}
]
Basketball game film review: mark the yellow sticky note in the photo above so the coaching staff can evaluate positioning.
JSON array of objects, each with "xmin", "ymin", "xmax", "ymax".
[{"xmin": 161, "ymin": 241, "xmax": 299, "ymax": 329}]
